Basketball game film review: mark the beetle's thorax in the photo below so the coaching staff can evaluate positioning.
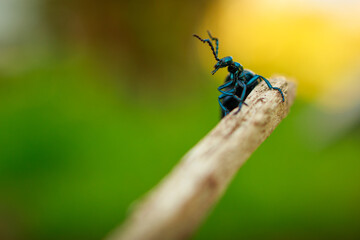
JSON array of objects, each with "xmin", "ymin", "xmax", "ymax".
[
  {"xmin": 228, "ymin": 61, "xmax": 243, "ymax": 74},
  {"xmin": 227, "ymin": 64, "xmax": 238, "ymax": 74}
]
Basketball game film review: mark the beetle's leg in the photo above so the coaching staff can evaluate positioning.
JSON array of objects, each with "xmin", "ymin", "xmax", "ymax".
[
  {"xmin": 219, "ymin": 88, "xmax": 235, "ymax": 96},
  {"xmin": 218, "ymin": 79, "xmax": 233, "ymax": 91},
  {"xmin": 220, "ymin": 87, "xmax": 243, "ymax": 111},
  {"xmin": 246, "ymin": 75, "xmax": 285, "ymax": 102},
  {"xmin": 246, "ymin": 75, "xmax": 261, "ymax": 86},
  {"xmin": 230, "ymin": 81, "xmax": 248, "ymax": 107},
  {"xmin": 217, "ymin": 80, "xmax": 235, "ymax": 96},
  {"xmin": 218, "ymin": 84, "xmax": 235, "ymax": 96},
  {"xmin": 207, "ymin": 31, "xmax": 219, "ymax": 58},
  {"xmin": 234, "ymin": 80, "xmax": 247, "ymax": 114},
  {"xmin": 260, "ymin": 76, "xmax": 285, "ymax": 101},
  {"xmin": 218, "ymin": 93, "xmax": 232, "ymax": 116}
]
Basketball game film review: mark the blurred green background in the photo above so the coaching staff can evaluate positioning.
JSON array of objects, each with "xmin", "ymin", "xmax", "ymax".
[{"xmin": 0, "ymin": 0, "xmax": 359, "ymax": 239}]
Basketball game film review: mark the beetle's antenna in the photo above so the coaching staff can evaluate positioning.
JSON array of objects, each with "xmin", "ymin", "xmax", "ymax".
[
  {"xmin": 193, "ymin": 34, "xmax": 220, "ymax": 62},
  {"xmin": 207, "ymin": 31, "xmax": 219, "ymax": 58}
]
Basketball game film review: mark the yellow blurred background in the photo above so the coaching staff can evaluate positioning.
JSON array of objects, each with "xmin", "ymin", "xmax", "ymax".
[
  {"xmin": 0, "ymin": 0, "xmax": 359, "ymax": 239},
  {"xmin": 200, "ymin": 0, "xmax": 360, "ymax": 108}
]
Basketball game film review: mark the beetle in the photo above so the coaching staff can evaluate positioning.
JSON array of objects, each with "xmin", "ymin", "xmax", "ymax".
[{"xmin": 193, "ymin": 31, "xmax": 285, "ymax": 118}]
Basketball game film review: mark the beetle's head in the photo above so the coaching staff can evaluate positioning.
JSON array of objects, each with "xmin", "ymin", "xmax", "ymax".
[
  {"xmin": 212, "ymin": 56, "xmax": 233, "ymax": 75},
  {"xmin": 193, "ymin": 32, "xmax": 242, "ymax": 75}
]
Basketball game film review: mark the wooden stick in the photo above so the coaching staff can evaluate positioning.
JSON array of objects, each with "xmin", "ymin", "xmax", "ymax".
[{"xmin": 106, "ymin": 77, "xmax": 297, "ymax": 240}]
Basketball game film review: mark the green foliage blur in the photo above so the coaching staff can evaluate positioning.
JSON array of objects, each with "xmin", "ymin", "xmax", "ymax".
[{"xmin": 0, "ymin": 0, "xmax": 359, "ymax": 239}]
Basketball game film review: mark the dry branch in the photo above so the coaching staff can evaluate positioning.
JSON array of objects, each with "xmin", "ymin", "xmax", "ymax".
[{"xmin": 106, "ymin": 77, "xmax": 297, "ymax": 240}]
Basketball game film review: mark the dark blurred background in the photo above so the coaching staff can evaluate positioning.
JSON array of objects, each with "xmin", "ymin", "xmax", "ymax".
[{"xmin": 0, "ymin": 0, "xmax": 359, "ymax": 239}]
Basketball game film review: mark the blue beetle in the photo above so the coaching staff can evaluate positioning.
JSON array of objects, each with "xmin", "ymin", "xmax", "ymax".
[{"xmin": 193, "ymin": 31, "xmax": 285, "ymax": 118}]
